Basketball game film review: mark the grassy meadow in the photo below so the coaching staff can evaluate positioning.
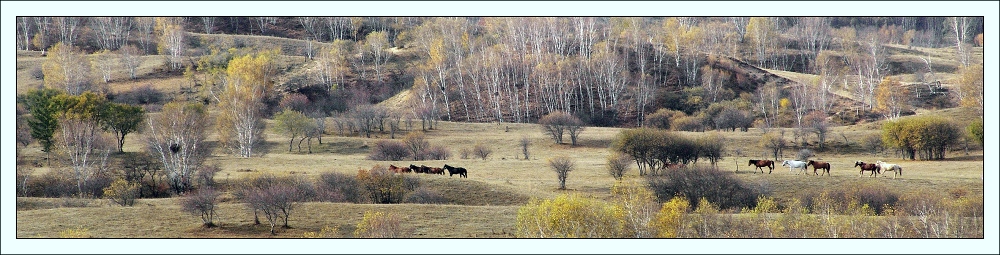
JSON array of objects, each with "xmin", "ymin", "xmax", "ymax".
[{"xmin": 15, "ymin": 115, "xmax": 984, "ymax": 238}]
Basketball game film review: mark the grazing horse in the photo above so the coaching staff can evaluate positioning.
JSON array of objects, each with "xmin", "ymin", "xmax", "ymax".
[
  {"xmin": 782, "ymin": 160, "xmax": 808, "ymax": 175},
  {"xmin": 807, "ymin": 160, "xmax": 831, "ymax": 176},
  {"xmin": 443, "ymin": 164, "xmax": 468, "ymax": 178},
  {"xmin": 389, "ymin": 164, "xmax": 403, "ymax": 173},
  {"xmin": 854, "ymin": 161, "xmax": 880, "ymax": 177},
  {"xmin": 410, "ymin": 164, "xmax": 426, "ymax": 174},
  {"xmin": 747, "ymin": 159, "xmax": 774, "ymax": 174},
  {"xmin": 875, "ymin": 160, "xmax": 903, "ymax": 179},
  {"xmin": 428, "ymin": 167, "xmax": 445, "ymax": 175},
  {"xmin": 665, "ymin": 163, "xmax": 686, "ymax": 169}
]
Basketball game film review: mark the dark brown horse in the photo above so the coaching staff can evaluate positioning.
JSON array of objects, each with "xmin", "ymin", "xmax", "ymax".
[
  {"xmin": 807, "ymin": 160, "xmax": 831, "ymax": 176},
  {"xmin": 410, "ymin": 164, "xmax": 426, "ymax": 173},
  {"xmin": 443, "ymin": 164, "xmax": 468, "ymax": 178},
  {"xmin": 747, "ymin": 159, "xmax": 774, "ymax": 174},
  {"xmin": 854, "ymin": 161, "xmax": 880, "ymax": 177}
]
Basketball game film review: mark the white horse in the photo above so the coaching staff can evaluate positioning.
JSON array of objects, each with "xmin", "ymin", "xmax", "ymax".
[
  {"xmin": 876, "ymin": 160, "xmax": 903, "ymax": 179},
  {"xmin": 782, "ymin": 160, "xmax": 808, "ymax": 175}
]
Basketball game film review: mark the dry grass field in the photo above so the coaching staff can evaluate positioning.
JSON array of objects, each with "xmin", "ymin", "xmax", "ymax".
[{"xmin": 15, "ymin": 114, "xmax": 984, "ymax": 238}]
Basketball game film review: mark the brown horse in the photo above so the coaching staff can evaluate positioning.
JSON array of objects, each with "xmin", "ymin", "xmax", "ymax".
[
  {"xmin": 807, "ymin": 160, "xmax": 831, "ymax": 176},
  {"xmin": 747, "ymin": 159, "xmax": 774, "ymax": 174},
  {"xmin": 389, "ymin": 164, "xmax": 411, "ymax": 173},
  {"xmin": 854, "ymin": 161, "xmax": 880, "ymax": 177},
  {"xmin": 428, "ymin": 167, "xmax": 445, "ymax": 175},
  {"xmin": 665, "ymin": 163, "xmax": 686, "ymax": 169}
]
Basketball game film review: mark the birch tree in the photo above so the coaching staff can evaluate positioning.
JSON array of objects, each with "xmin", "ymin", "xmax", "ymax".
[
  {"xmin": 53, "ymin": 92, "xmax": 113, "ymax": 197},
  {"xmin": 144, "ymin": 102, "xmax": 210, "ymax": 194},
  {"xmin": 155, "ymin": 17, "xmax": 185, "ymax": 70},
  {"xmin": 42, "ymin": 43, "xmax": 92, "ymax": 95},
  {"xmin": 91, "ymin": 17, "xmax": 132, "ymax": 51},
  {"xmin": 218, "ymin": 52, "xmax": 277, "ymax": 158}
]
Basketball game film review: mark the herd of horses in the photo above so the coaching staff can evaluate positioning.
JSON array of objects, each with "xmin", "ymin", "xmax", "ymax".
[
  {"xmin": 388, "ymin": 164, "xmax": 468, "ymax": 178},
  {"xmin": 745, "ymin": 159, "xmax": 903, "ymax": 178}
]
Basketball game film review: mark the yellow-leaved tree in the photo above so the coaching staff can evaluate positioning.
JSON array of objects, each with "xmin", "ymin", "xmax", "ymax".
[
  {"xmin": 515, "ymin": 194, "xmax": 627, "ymax": 238},
  {"xmin": 217, "ymin": 51, "xmax": 277, "ymax": 157},
  {"xmin": 957, "ymin": 63, "xmax": 984, "ymax": 114},
  {"xmin": 42, "ymin": 42, "xmax": 92, "ymax": 95},
  {"xmin": 874, "ymin": 77, "xmax": 911, "ymax": 120},
  {"xmin": 652, "ymin": 196, "xmax": 691, "ymax": 238}
]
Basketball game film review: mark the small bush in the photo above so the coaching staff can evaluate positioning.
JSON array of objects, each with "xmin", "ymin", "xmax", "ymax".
[
  {"xmin": 30, "ymin": 66, "xmax": 44, "ymax": 80},
  {"xmin": 606, "ymin": 153, "xmax": 632, "ymax": 181},
  {"xmin": 519, "ymin": 136, "xmax": 531, "ymax": 160},
  {"xmin": 367, "ymin": 140, "xmax": 411, "ymax": 161},
  {"xmin": 403, "ymin": 187, "xmax": 448, "ymax": 204},
  {"xmin": 646, "ymin": 166, "xmax": 763, "ymax": 210},
  {"xmin": 357, "ymin": 165, "xmax": 408, "ymax": 204},
  {"xmin": 180, "ymin": 187, "xmax": 220, "ymax": 227},
  {"xmin": 796, "ymin": 149, "xmax": 814, "ymax": 161},
  {"xmin": 473, "ymin": 143, "xmax": 492, "ymax": 160},
  {"xmin": 103, "ymin": 178, "xmax": 140, "ymax": 206},
  {"xmin": 548, "ymin": 156, "xmax": 575, "ymax": 190},
  {"xmin": 112, "ymin": 84, "xmax": 164, "ymax": 105},
  {"xmin": 316, "ymin": 171, "xmax": 362, "ymax": 203},
  {"xmin": 354, "ymin": 211, "xmax": 407, "ymax": 238},
  {"xmin": 27, "ymin": 170, "xmax": 76, "ymax": 198},
  {"xmin": 459, "ymin": 148, "xmax": 471, "ymax": 159},
  {"xmin": 799, "ymin": 182, "xmax": 900, "ymax": 215},
  {"xmin": 196, "ymin": 164, "xmax": 221, "ymax": 188},
  {"xmin": 423, "ymin": 145, "xmax": 451, "ymax": 160},
  {"xmin": 672, "ymin": 115, "xmax": 705, "ymax": 132}
]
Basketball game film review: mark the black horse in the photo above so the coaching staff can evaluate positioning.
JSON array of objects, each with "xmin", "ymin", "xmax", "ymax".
[{"xmin": 443, "ymin": 164, "xmax": 468, "ymax": 178}]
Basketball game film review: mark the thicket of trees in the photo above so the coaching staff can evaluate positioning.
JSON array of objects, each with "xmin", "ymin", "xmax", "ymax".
[
  {"xmin": 881, "ymin": 116, "xmax": 962, "ymax": 160},
  {"xmin": 611, "ymin": 128, "xmax": 726, "ymax": 176},
  {"xmin": 16, "ymin": 17, "xmax": 984, "ymax": 132}
]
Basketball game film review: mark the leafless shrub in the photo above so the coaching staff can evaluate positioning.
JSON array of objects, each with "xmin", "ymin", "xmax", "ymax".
[
  {"xmin": 459, "ymin": 148, "xmax": 471, "ymax": 159},
  {"xmin": 403, "ymin": 187, "xmax": 448, "ymax": 204},
  {"xmin": 367, "ymin": 140, "xmax": 411, "ymax": 161},
  {"xmin": 548, "ymin": 156, "xmax": 575, "ymax": 190},
  {"xmin": 403, "ymin": 131, "xmax": 429, "ymax": 160},
  {"xmin": 797, "ymin": 149, "xmax": 815, "ymax": 161},
  {"xmin": 473, "ymin": 143, "xmax": 492, "ymax": 160},
  {"xmin": 519, "ymin": 136, "xmax": 531, "ymax": 160},
  {"xmin": 422, "ymin": 145, "xmax": 450, "ymax": 160},
  {"xmin": 606, "ymin": 153, "xmax": 633, "ymax": 181},
  {"xmin": 316, "ymin": 171, "xmax": 362, "ymax": 203},
  {"xmin": 180, "ymin": 187, "xmax": 220, "ymax": 227},
  {"xmin": 196, "ymin": 164, "xmax": 221, "ymax": 188}
]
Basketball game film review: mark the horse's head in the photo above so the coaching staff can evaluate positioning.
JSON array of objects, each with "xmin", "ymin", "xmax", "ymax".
[
  {"xmin": 854, "ymin": 161, "xmax": 863, "ymax": 167},
  {"xmin": 807, "ymin": 160, "xmax": 815, "ymax": 165},
  {"xmin": 781, "ymin": 160, "xmax": 789, "ymax": 166},
  {"xmin": 748, "ymin": 160, "xmax": 757, "ymax": 166},
  {"xmin": 443, "ymin": 164, "xmax": 452, "ymax": 170}
]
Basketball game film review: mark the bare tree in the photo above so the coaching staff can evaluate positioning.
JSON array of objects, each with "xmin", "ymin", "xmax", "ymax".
[
  {"xmin": 91, "ymin": 17, "xmax": 132, "ymax": 51},
  {"xmin": 539, "ymin": 111, "xmax": 585, "ymax": 145},
  {"xmin": 118, "ymin": 45, "xmax": 142, "ymax": 80},
  {"xmin": 403, "ymin": 131, "xmax": 429, "ymax": 160},
  {"xmin": 201, "ymin": 17, "xmax": 216, "ymax": 34},
  {"xmin": 473, "ymin": 143, "xmax": 492, "ymax": 160},
  {"xmin": 548, "ymin": 156, "xmax": 575, "ymax": 190},
  {"xmin": 606, "ymin": 153, "xmax": 632, "ymax": 180},
  {"xmin": 53, "ymin": 17, "xmax": 81, "ymax": 46},
  {"xmin": 760, "ymin": 131, "xmax": 787, "ymax": 161},
  {"xmin": 91, "ymin": 50, "xmax": 118, "ymax": 83},
  {"xmin": 134, "ymin": 17, "xmax": 155, "ymax": 54},
  {"xmin": 180, "ymin": 187, "xmax": 220, "ymax": 227},
  {"xmin": 57, "ymin": 114, "xmax": 113, "ymax": 197},
  {"xmin": 155, "ymin": 17, "xmax": 185, "ymax": 70},
  {"xmin": 144, "ymin": 102, "xmax": 210, "ymax": 194},
  {"xmin": 519, "ymin": 136, "xmax": 531, "ymax": 160}
]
